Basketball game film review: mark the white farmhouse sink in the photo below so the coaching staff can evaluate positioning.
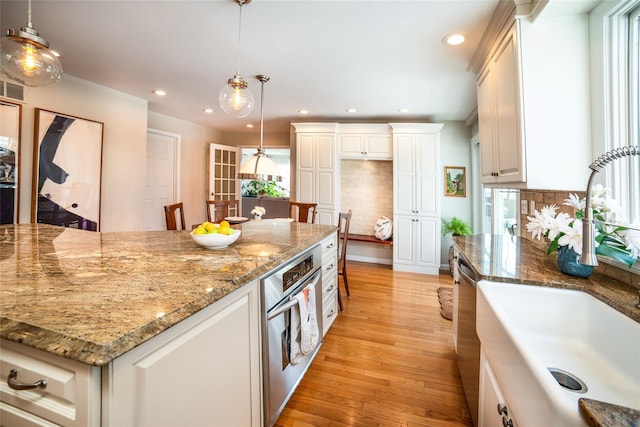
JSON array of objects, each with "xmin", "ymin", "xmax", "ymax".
[{"xmin": 477, "ymin": 280, "xmax": 640, "ymax": 427}]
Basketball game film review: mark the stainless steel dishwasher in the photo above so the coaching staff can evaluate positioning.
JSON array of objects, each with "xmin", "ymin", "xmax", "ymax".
[{"xmin": 455, "ymin": 251, "xmax": 481, "ymax": 427}]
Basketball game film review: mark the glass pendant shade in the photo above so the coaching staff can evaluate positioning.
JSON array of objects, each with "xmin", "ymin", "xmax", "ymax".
[
  {"xmin": 238, "ymin": 74, "xmax": 282, "ymax": 182},
  {"xmin": 1, "ymin": 26, "xmax": 62, "ymax": 87},
  {"xmin": 218, "ymin": 74, "xmax": 254, "ymax": 118},
  {"xmin": 238, "ymin": 150, "xmax": 282, "ymax": 182}
]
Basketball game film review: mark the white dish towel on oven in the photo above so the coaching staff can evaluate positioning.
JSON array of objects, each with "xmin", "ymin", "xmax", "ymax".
[{"xmin": 290, "ymin": 284, "xmax": 319, "ymax": 365}]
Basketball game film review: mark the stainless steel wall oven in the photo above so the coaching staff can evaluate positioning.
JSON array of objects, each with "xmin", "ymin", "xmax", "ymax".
[{"xmin": 261, "ymin": 245, "xmax": 323, "ymax": 426}]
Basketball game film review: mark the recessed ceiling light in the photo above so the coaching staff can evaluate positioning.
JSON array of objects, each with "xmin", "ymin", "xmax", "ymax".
[
  {"xmin": 298, "ymin": 109, "xmax": 309, "ymax": 115},
  {"xmin": 203, "ymin": 108, "xmax": 214, "ymax": 114},
  {"xmin": 152, "ymin": 89, "xmax": 167, "ymax": 96},
  {"xmin": 246, "ymin": 124, "xmax": 254, "ymax": 128},
  {"xmin": 346, "ymin": 108, "xmax": 357, "ymax": 113},
  {"xmin": 443, "ymin": 33, "xmax": 465, "ymax": 46},
  {"xmin": 399, "ymin": 108, "xmax": 410, "ymax": 113}
]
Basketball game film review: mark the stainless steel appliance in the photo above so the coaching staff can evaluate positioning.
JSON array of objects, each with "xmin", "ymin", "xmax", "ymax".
[
  {"xmin": 455, "ymin": 251, "xmax": 481, "ymax": 426},
  {"xmin": 262, "ymin": 245, "xmax": 323, "ymax": 426}
]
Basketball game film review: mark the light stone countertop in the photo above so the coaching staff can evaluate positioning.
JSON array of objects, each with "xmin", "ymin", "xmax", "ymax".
[
  {"xmin": 0, "ymin": 222, "xmax": 336, "ymax": 366},
  {"xmin": 454, "ymin": 234, "xmax": 640, "ymax": 323}
]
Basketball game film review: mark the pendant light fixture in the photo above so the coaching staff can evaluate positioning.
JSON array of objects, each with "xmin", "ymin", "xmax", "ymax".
[
  {"xmin": 0, "ymin": 0, "xmax": 63, "ymax": 87},
  {"xmin": 238, "ymin": 75, "xmax": 282, "ymax": 182},
  {"xmin": 219, "ymin": 0, "xmax": 254, "ymax": 118}
]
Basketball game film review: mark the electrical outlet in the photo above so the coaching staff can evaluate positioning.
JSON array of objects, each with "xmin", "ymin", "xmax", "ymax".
[
  {"xmin": 530, "ymin": 200, "xmax": 536, "ymax": 213},
  {"xmin": 520, "ymin": 200, "xmax": 528, "ymax": 215}
]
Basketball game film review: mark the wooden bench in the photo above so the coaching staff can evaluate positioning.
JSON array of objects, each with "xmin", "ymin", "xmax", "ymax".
[{"xmin": 341, "ymin": 233, "xmax": 392, "ymax": 246}]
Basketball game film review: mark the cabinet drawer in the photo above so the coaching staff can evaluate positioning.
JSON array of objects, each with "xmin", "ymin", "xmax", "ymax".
[
  {"xmin": 322, "ymin": 288, "xmax": 339, "ymax": 336},
  {"xmin": 1, "ymin": 401, "xmax": 60, "ymax": 427},
  {"xmin": 322, "ymin": 252, "xmax": 337, "ymax": 277},
  {"xmin": 322, "ymin": 270, "xmax": 337, "ymax": 294},
  {"xmin": 320, "ymin": 234, "xmax": 337, "ymax": 255},
  {"xmin": 0, "ymin": 340, "xmax": 100, "ymax": 427}
]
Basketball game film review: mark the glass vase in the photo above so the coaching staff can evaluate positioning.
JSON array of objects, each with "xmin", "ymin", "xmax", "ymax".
[{"xmin": 556, "ymin": 246, "xmax": 594, "ymax": 278}]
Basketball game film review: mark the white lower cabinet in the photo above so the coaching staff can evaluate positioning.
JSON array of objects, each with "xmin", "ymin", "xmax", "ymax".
[
  {"xmin": 319, "ymin": 234, "xmax": 339, "ymax": 335},
  {"xmin": 479, "ymin": 350, "xmax": 517, "ymax": 427},
  {"xmin": 103, "ymin": 280, "xmax": 262, "ymax": 427},
  {"xmin": 0, "ymin": 340, "xmax": 101, "ymax": 427}
]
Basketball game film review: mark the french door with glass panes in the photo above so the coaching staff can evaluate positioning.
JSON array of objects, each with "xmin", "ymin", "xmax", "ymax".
[{"xmin": 209, "ymin": 144, "xmax": 241, "ymax": 217}]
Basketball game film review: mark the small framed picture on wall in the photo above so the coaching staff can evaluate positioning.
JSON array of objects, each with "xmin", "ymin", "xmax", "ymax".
[{"xmin": 444, "ymin": 166, "xmax": 466, "ymax": 197}]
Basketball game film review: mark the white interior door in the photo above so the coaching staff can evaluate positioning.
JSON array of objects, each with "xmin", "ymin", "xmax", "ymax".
[{"xmin": 144, "ymin": 129, "xmax": 180, "ymax": 230}]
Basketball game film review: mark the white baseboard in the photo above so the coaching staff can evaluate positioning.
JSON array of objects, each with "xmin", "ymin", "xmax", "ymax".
[{"xmin": 346, "ymin": 254, "xmax": 393, "ymax": 265}]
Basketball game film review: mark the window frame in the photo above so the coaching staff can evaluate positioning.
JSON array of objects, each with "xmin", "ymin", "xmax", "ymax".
[{"xmin": 589, "ymin": 0, "xmax": 640, "ymax": 270}]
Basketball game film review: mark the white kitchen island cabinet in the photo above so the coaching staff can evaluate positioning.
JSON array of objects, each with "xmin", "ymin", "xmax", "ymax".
[
  {"xmin": 102, "ymin": 280, "xmax": 262, "ymax": 427},
  {"xmin": 473, "ymin": 6, "xmax": 592, "ymax": 190},
  {"xmin": 391, "ymin": 123, "xmax": 443, "ymax": 275},
  {"xmin": 319, "ymin": 233, "xmax": 339, "ymax": 335},
  {"xmin": 0, "ymin": 340, "xmax": 101, "ymax": 427}
]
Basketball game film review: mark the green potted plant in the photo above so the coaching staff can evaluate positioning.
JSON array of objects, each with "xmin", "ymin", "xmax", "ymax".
[
  {"xmin": 442, "ymin": 216, "xmax": 473, "ymax": 237},
  {"xmin": 442, "ymin": 216, "xmax": 473, "ymax": 276}
]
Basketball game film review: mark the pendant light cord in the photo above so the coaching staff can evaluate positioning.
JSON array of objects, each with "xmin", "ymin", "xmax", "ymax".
[
  {"xmin": 259, "ymin": 78, "xmax": 264, "ymax": 150},
  {"xmin": 235, "ymin": 2, "xmax": 243, "ymax": 75},
  {"xmin": 27, "ymin": 0, "xmax": 34, "ymax": 28}
]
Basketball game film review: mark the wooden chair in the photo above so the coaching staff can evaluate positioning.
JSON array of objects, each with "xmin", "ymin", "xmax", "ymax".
[
  {"xmin": 206, "ymin": 199, "xmax": 239, "ymax": 223},
  {"xmin": 337, "ymin": 209, "xmax": 352, "ymax": 311},
  {"xmin": 164, "ymin": 202, "xmax": 186, "ymax": 230},
  {"xmin": 289, "ymin": 201, "xmax": 317, "ymax": 223}
]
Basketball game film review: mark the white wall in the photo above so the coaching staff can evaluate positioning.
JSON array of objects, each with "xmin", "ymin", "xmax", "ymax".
[
  {"xmin": 15, "ymin": 75, "xmax": 224, "ymax": 232},
  {"xmin": 17, "ymin": 75, "xmax": 148, "ymax": 231},
  {"xmin": 439, "ymin": 120, "xmax": 473, "ymax": 268},
  {"xmin": 148, "ymin": 112, "xmax": 223, "ymax": 228}
]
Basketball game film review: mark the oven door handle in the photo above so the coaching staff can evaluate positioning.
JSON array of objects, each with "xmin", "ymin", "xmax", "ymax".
[{"xmin": 267, "ymin": 270, "xmax": 321, "ymax": 321}]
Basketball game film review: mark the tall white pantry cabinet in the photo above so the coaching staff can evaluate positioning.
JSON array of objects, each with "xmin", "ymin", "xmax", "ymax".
[
  {"xmin": 391, "ymin": 123, "xmax": 444, "ymax": 275},
  {"xmin": 292, "ymin": 123, "xmax": 340, "ymax": 226}
]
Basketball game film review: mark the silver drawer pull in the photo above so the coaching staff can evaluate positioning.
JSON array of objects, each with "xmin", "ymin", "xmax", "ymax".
[
  {"xmin": 327, "ymin": 285, "xmax": 334, "ymax": 291},
  {"xmin": 326, "ymin": 263, "xmax": 334, "ymax": 270},
  {"xmin": 327, "ymin": 309, "xmax": 335, "ymax": 318},
  {"xmin": 8, "ymin": 369, "xmax": 47, "ymax": 390},
  {"xmin": 326, "ymin": 243, "xmax": 335, "ymax": 249}
]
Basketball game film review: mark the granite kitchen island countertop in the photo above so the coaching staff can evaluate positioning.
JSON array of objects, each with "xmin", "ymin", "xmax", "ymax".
[{"xmin": 0, "ymin": 222, "xmax": 336, "ymax": 366}]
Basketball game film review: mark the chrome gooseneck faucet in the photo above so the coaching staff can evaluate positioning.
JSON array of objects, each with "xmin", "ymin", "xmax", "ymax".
[{"xmin": 581, "ymin": 146, "xmax": 640, "ymax": 266}]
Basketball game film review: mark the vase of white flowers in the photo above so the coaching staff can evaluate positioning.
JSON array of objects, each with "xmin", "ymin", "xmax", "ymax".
[
  {"xmin": 251, "ymin": 206, "xmax": 266, "ymax": 220},
  {"xmin": 526, "ymin": 185, "xmax": 639, "ymax": 277}
]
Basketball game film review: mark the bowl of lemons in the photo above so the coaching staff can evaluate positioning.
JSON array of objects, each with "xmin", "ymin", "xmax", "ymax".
[{"xmin": 190, "ymin": 220, "xmax": 241, "ymax": 249}]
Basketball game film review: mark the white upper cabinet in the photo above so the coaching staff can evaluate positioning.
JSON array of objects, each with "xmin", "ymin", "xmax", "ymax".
[
  {"xmin": 477, "ymin": 26, "xmax": 524, "ymax": 184},
  {"xmin": 293, "ymin": 123, "xmax": 339, "ymax": 226},
  {"xmin": 473, "ymin": 6, "xmax": 592, "ymax": 191},
  {"xmin": 339, "ymin": 124, "xmax": 392, "ymax": 160}
]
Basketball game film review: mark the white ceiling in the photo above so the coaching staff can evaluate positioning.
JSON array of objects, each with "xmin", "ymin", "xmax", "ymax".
[{"xmin": 0, "ymin": 0, "xmax": 500, "ymax": 134}]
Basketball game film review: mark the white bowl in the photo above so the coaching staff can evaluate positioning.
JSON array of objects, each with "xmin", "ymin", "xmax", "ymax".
[{"xmin": 190, "ymin": 227, "xmax": 241, "ymax": 249}]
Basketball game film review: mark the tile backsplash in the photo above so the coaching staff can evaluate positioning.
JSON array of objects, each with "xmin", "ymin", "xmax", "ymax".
[
  {"xmin": 519, "ymin": 189, "xmax": 639, "ymax": 289},
  {"xmin": 340, "ymin": 160, "xmax": 393, "ymax": 235}
]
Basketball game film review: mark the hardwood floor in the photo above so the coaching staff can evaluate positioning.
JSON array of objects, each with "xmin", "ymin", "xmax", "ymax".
[{"xmin": 274, "ymin": 261, "xmax": 473, "ymax": 427}]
